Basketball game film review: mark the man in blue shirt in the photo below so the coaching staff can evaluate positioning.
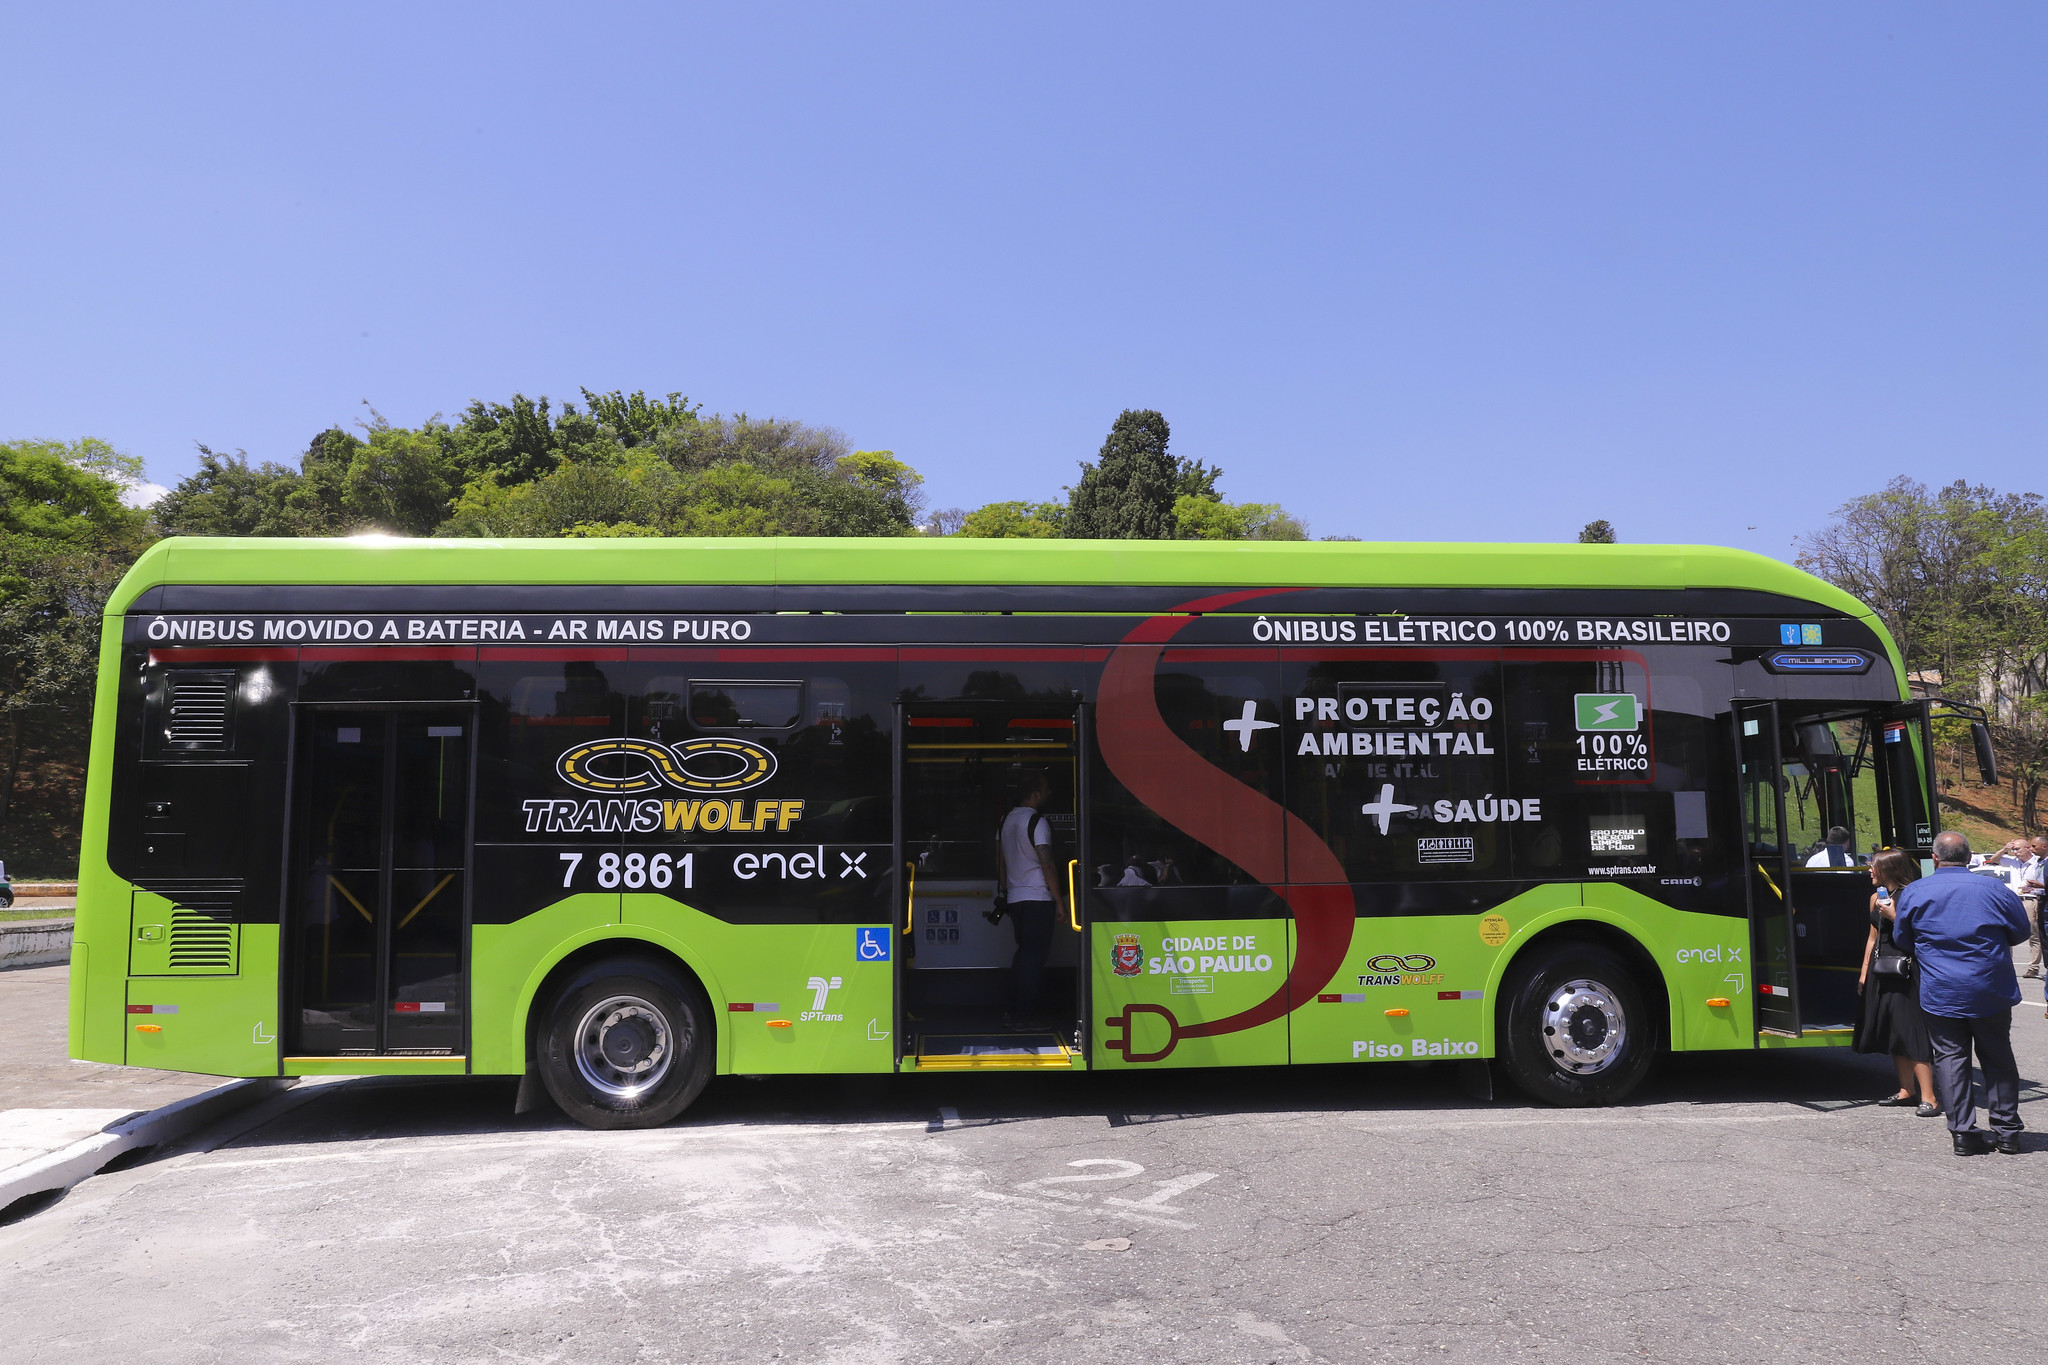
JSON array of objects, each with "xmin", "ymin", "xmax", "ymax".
[{"xmin": 1892, "ymin": 831, "xmax": 2032, "ymax": 1155}]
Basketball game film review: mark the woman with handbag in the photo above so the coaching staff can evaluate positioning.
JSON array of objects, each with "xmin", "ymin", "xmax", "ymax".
[{"xmin": 1857, "ymin": 848, "xmax": 1939, "ymax": 1116}]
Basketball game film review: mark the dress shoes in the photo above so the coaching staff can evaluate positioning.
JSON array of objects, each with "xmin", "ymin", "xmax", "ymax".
[
  {"xmin": 1953, "ymin": 1131, "xmax": 1994, "ymax": 1156},
  {"xmin": 1995, "ymin": 1131, "xmax": 2024, "ymax": 1155},
  {"xmin": 1915, "ymin": 1103, "xmax": 1942, "ymax": 1118},
  {"xmin": 1875, "ymin": 1092, "xmax": 1917, "ymax": 1107}
]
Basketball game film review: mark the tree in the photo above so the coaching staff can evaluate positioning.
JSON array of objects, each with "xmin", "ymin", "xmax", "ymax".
[
  {"xmin": 1578, "ymin": 520, "xmax": 1616, "ymax": 544},
  {"xmin": 1, "ymin": 438, "xmax": 148, "ymax": 547},
  {"xmin": 343, "ymin": 421, "xmax": 455, "ymax": 536},
  {"xmin": 1173, "ymin": 495, "xmax": 1308, "ymax": 541},
  {"xmin": 0, "ymin": 439, "xmax": 154, "ymax": 864},
  {"xmin": 155, "ymin": 427, "xmax": 367, "ymax": 538},
  {"xmin": 956, "ymin": 501, "xmax": 1066, "ymax": 538},
  {"xmin": 1065, "ymin": 409, "xmax": 1178, "ymax": 539},
  {"xmin": 1795, "ymin": 478, "xmax": 2042, "ymax": 690}
]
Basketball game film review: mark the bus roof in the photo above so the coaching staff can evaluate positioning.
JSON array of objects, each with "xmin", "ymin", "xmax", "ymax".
[{"xmin": 111, "ymin": 535, "xmax": 1873, "ymax": 617}]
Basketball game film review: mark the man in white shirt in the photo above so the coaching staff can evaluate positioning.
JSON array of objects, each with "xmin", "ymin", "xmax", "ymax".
[
  {"xmin": 1805, "ymin": 826, "xmax": 1853, "ymax": 868},
  {"xmin": 999, "ymin": 770, "xmax": 1067, "ymax": 1027},
  {"xmin": 2020, "ymin": 834, "xmax": 2048, "ymax": 979}
]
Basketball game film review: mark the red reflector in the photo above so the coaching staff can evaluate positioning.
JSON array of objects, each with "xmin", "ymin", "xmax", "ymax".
[
  {"xmin": 394, "ymin": 1002, "xmax": 420, "ymax": 1012},
  {"xmin": 1316, "ymin": 994, "xmax": 1341, "ymax": 1003},
  {"xmin": 908, "ymin": 717, "xmax": 973, "ymax": 728},
  {"xmin": 127, "ymin": 1005, "xmax": 151, "ymax": 1014}
]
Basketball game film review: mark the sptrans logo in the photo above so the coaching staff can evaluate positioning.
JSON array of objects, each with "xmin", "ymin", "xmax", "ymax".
[{"xmin": 557, "ymin": 737, "xmax": 778, "ymax": 794}]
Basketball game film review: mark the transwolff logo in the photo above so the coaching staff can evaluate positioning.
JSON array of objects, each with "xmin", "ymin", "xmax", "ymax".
[{"xmin": 557, "ymin": 736, "xmax": 778, "ymax": 795}]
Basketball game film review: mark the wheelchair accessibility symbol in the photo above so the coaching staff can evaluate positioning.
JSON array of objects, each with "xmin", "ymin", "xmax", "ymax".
[{"xmin": 856, "ymin": 927, "xmax": 891, "ymax": 962}]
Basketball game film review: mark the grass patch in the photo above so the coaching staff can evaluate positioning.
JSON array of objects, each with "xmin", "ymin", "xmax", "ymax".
[{"xmin": 0, "ymin": 906, "xmax": 74, "ymax": 923}]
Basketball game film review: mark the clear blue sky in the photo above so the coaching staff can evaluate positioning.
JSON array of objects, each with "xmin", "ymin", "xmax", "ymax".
[{"xmin": 3, "ymin": 4, "xmax": 2041, "ymax": 556}]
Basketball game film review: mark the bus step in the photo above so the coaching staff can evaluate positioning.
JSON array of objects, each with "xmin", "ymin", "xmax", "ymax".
[{"xmin": 913, "ymin": 1033, "xmax": 1076, "ymax": 1070}]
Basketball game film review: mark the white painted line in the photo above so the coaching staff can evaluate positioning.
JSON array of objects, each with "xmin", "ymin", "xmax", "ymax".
[{"xmin": 973, "ymin": 1189, "xmax": 1195, "ymax": 1230}]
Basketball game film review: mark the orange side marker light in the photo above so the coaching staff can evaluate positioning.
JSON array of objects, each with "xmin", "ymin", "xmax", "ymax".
[
  {"xmin": 766, "ymin": 1019, "xmax": 794, "ymax": 1029},
  {"xmin": 1384, "ymin": 1008, "xmax": 1409, "ymax": 1017},
  {"xmin": 134, "ymin": 1024, "xmax": 163, "ymax": 1033},
  {"xmin": 1706, "ymin": 997, "xmax": 1731, "ymax": 1008}
]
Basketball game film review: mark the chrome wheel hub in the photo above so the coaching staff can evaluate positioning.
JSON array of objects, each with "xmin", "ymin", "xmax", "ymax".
[
  {"xmin": 1542, "ymin": 977, "xmax": 1626, "ymax": 1074},
  {"xmin": 573, "ymin": 994, "xmax": 675, "ymax": 1099}
]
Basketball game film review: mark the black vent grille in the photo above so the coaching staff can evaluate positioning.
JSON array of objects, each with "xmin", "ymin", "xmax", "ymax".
[
  {"xmin": 163, "ymin": 672, "xmax": 236, "ymax": 751},
  {"xmin": 167, "ymin": 903, "xmax": 236, "ymax": 972}
]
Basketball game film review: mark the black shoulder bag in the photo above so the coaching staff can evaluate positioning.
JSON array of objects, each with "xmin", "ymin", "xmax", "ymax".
[{"xmin": 1872, "ymin": 930, "xmax": 1914, "ymax": 980}]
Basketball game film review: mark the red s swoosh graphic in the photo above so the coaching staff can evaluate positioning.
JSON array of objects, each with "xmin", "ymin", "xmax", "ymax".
[{"xmin": 1097, "ymin": 589, "xmax": 1354, "ymax": 1037}]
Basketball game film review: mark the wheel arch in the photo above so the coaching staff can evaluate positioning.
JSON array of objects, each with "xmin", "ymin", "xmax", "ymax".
[
  {"xmin": 512, "ymin": 928, "xmax": 729, "ymax": 1077},
  {"xmin": 1480, "ymin": 906, "xmax": 1674, "ymax": 1057}
]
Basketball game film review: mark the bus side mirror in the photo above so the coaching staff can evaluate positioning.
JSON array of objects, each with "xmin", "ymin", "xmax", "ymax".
[{"xmin": 1972, "ymin": 722, "xmax": 1998, "ymax": 786}]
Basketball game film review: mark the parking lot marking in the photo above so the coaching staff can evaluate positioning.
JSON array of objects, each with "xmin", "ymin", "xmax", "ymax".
[
  {"xmin": 974, "ymin": 1189, "xmax": 1196, "ymax": 1231},
  {"xmin": 1105, "ymin": 1170, "xmax": 1215, "ymax": 1213}
]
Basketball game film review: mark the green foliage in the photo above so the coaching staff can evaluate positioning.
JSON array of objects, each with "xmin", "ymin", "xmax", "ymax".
[
  {"xmin": 1, "ymin": 438, "xmax": 149, "ymax": 549},
  {"xmin": 940, "ymin": 409, "xmax": 1304, "ymax": 541},
  {"xmin": 0, "ymin": 438, "xmax": 156, "ymax": 866},
  {"xmin": 956, "ymin": 500, "xmax": 1067, "ymax": 539},
  {"xmin": 1175, "ymin": 458, "xmax": 1224, "ymax": 501},
  {"xmin": 1578, "ymin": 519, "xmax": 1617, "ymax": 544},
  {"xmin": 342, "ymin": 423, "xmax": 454, "ymax": 536},
  {"xmin": 1065, "ymin": 409, "xmax": 1179, "ymax": 540},
  {"xmin": 156, "ymin": 392, "xmax": 923, "ymax": 543},
  {"xmin": 580, "ymin": 389, "xmax": 703, "ymax": 448},
  {"xmin": 1800, "ymin": 477, "xmax": 2048, "ymax": 828},
  {"xmin": 1173, "ymin": 495, "xmax": 1308, "ymax": 541}
]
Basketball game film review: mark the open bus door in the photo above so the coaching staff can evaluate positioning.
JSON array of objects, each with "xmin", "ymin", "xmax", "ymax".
[
  {"xmin": 1736, "ymin": 700, "xmax": 1800, "ymax": 1036},
  {"xmin": 894, "ymin": 698, "xmax": 1089, "ymax": 1070}
]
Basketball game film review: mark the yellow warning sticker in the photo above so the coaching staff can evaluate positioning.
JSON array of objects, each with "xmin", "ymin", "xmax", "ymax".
[{"xmin": 1478, "ymin": 914, "xmax": 1511, "ymax": 947}]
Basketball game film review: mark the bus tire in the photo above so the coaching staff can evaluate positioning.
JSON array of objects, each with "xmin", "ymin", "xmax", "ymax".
[
  {"xmin": 1497, "ymin": 942, "xmax": 1654, "ymax": 1107},
  {"xmin": 538, "ymin": 956, "xmax": 714, "ymax": 1130}
]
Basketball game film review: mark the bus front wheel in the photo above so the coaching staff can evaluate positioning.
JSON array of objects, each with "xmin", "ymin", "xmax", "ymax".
[
  {"xmin": 1497, "ymin": 942, "xmax": 1655, "ymax": 1107},
  {"xmin": 538, "ymin": 957, "xmax": 714, "ymax": 1130}
]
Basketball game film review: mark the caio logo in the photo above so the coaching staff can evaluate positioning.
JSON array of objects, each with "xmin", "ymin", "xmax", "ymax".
[{"xmin": 557, "ymin": 737, "xmax": 778, "ymax": 795}]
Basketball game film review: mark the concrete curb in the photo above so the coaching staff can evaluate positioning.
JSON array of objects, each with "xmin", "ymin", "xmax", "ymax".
[
  {"xmin": 0, "ymin": 921, "xmax": 73, "ymax": 971},
  {"xmin": 0, "ymin": 1077, "xmax": 295, "ymax": 1213}
]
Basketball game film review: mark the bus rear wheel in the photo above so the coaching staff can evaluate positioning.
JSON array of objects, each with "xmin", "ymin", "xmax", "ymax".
[
  {"xmin": 539, "ymin": 957, "xmax": 713, "ymax": 1130},
  {"xmin": 1497, "ymin": 942, "xmax": 1655, "ymax": 1107}
]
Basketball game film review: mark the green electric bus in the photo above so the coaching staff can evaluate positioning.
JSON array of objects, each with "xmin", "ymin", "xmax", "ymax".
[{"xmin": 69, "ymin": 536, "xmax": 1973, "ymax": 1127}]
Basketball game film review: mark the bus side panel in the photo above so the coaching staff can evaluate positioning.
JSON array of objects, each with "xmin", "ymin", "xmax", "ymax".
[
  {"xmin": 1090, "ymin": 917, "xmax": 1292, "ymax": 1069},
  {"xmin": 124, "ymin": 924, "xmax": 280, "ymax": 1076},
  {"xmin": 473, "ymin": 897, "xmax": 896, "ymax": 1077},
  {"xmin": 72, "ymin": 614, "xmax": 133, "ymax": 1065},
  {"xmin": 470, "ymin": 894, "xmax": 622, "ymax": 1074},
  {"xmin": 617, "ymin": 899, "xmax": 894, "ymax": 1075},
  {"xmin": 1287, "ymin": 884, "xmax": 1583, "ymax": 1064},
  {"xmin": 1580, "ymin": 887, "xmax": 1755, "ymax": 1052}
]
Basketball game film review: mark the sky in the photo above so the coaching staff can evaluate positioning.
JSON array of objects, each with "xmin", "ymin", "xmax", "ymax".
[{"xmin": 1, "ymin": 3, "xmax": 2041, "ymax": 557}]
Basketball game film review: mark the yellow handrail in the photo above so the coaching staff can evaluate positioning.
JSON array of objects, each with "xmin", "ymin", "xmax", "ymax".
[
  {"xmin": 903, "ymin": 862, "xmax": 916, "ymax": 933},
  {"xmin": 1067, "ymin": 860, "xmax": 1080, "ymax": 931}
]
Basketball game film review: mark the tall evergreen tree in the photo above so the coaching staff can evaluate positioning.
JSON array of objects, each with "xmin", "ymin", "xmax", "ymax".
[{"xmin": 1065, "ymin": 409, "xmax": 1177, "ymax": 539}]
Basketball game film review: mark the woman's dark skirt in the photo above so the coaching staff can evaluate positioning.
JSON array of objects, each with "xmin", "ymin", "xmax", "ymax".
[{"xmin": 1854, "ymin": 969, "xmax": 1932, "ymax": 1064}]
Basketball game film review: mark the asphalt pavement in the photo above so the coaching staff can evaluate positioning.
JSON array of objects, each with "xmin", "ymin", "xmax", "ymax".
[{"xmin": 5, "ymin": 987, "xmax": 2048, "ymax": 1364}]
